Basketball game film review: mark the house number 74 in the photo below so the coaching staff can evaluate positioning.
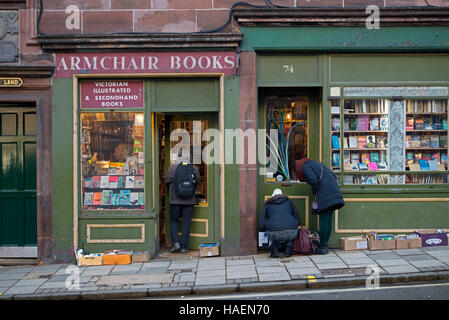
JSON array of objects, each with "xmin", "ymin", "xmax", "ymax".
[{"xmin": 283, "ymin": 65, "xmax": 294, "ymax": 73}]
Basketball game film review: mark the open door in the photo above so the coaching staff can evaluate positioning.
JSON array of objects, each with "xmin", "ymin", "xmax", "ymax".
[{"xmin": 157, "ymin": 113, "xmax": 218, "ymax": 251}]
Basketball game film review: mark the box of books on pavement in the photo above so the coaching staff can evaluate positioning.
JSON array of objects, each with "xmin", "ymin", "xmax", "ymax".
[
  {"xmin": 131, "ymin": 251, "xmax": 150, "ymax": 263},
  {"xmin": 103, "ymin": 249, "xmax": 132, "ymax": 265},
  {"xmin": 395, "ymin": 233, "xmax": 422, "ymax": 249},
  {"xmin": 366, "ymin": 231, "xmax": 396, "ymax": 251},
  {"xmin": 75, "ymin": 249, "xmax": 103, "ymax": 266},
  {"xmin": 415, "ymin": 229, "xmax": 448, "ymax": 247},
  {"xmin": 340, "ymin": 236, "xmax": 368, "ymax": 251}
]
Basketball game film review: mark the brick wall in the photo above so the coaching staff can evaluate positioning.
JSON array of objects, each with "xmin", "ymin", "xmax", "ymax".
[{"xmin": 36, "ymin": 0, "xmax": 449, "ymax": 35}]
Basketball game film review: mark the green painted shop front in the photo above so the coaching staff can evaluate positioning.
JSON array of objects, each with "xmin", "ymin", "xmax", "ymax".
[
  {"xmin": 243, "ymin": 26, "xmax": 449, "ymax": 248},
  {"xmin": 51, "ymin": 69, "xmax": 241, "ymax": 262}
]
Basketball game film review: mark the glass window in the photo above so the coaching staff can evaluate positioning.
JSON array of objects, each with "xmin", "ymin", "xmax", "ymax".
[
  {"xmin": 332, "ymin": 93, "xmax": 448, "ymax": 185},
  {"xmin": 265, "ymin": 96, "xmax": 308, "ymax": 182},
  {"xmin": 81, "ymin": 112, "xmax": 145, "ymax": 210},
  {"xmin": 405, "ymin": 99, "xmax": 448, "ymax": 184}
]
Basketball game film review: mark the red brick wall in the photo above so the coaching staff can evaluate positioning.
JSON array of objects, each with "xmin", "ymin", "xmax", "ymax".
[{"xmin": 35, "ymin": 0, "xmax": 449, "ymax": 35}]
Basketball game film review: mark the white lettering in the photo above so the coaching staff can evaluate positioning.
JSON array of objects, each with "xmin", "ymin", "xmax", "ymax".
[
  {"xmin": 70, "ymin": 56, "xmax": 81, "ymax": 70},
  {"xmin": 127, "ymin": 57, "xmax": 138, "ymax": 70},
  {"xmin": 147, "ymin": 56, "xmax": 159, "ymax": 70},
  {"xmin": 170, "ymin": 56, "xmax": 181, "ymax": 70},
  {"xmin": 57, "ymin": 57, "xmax": 68, "ymax": 71},
  {"xmin": 198, "ymin": 56, "xmax": 211, "ymax": 69},
  {"xmin": 82, "ymin": 56, "xmax": 97, "ymax": 71},
  {"xmin": 100, "ymin": 56, "xmax": 112, "ymax": 70},
  {"xmin": 212, "ymin": 55, "xmax": 223, "ymax": 69},
  {"xmin": 224, "ymin": 55, "xmax": 235, "ymax": 69},
  {"xmin": 183, "ymin": 56, "xmax": 196, "ymax": 70},
  {"xmin": 65, "ymin": 5, "xmax": 80, "ymax": 30}
]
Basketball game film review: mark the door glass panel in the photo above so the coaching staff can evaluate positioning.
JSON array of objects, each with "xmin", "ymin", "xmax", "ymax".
[
  {"xmin": 265, "ymin": 96, "xmax": 308, "ymax": 182},
  {"xmin": 81, "ymin": 112, "xmax": 145, "ymax": 210},
  {"xmin": 24, "ymin": 112, "xmax": 37, "ymax": 136},
  {"xmin": 169, "ymin": 120, "xmax": 208, "ymax": 206},
  {"xmin": 1, "ymin": 143, "xmax": 18, "ymax": 190},
  {"xmin": 1, "ymin": 113, "xmax": 17, "ymax": 136}
]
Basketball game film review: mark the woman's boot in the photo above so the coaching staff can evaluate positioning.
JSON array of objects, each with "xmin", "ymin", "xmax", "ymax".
[{"xmin": 316, "ymin": 244, "xmax": 329, "ymax": 255}]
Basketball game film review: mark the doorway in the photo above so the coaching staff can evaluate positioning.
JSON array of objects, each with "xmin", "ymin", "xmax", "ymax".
[
  {"xmin": 156, "ymin": 113, "xmax": 218, "ymax": 252},
  {"xmin": 0, "ymin": 104, "xmax": 37, "ymax": 256}
]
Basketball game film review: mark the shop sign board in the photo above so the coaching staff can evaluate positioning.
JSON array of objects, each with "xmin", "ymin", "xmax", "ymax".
[
  {"xmin": 0, "ymin": 77, "xmax": 23, "ymax": 87},
  {"xmin": 80, "ymin": 80, "xmax": 144, "ymax": 109},
  {"xmin": 55, "ymin": 52, "xmax": 238, "ymax": 78}
]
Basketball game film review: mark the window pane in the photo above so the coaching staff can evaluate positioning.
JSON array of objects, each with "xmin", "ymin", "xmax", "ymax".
[
  {"xmin": 343, "ymin": 100, "xmax": 389, "ymax": 173},
  {"xmin": 81, "ymin": 112, "xmax": 145, "ymax": 210},
  {"xmin": 265, "ymin": 96, "xmax": 308, "ymax": 182},
  {"xmin": 1, "ymin": 114, "xmax": 17, "ymax": 136}
]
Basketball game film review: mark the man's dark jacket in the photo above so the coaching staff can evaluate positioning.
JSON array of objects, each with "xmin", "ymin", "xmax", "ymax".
[{"xmin": 259, "ymin": 195, "xmax": 300, "ymax": 232}]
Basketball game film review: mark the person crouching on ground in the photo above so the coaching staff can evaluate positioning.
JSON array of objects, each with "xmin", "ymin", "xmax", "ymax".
[
  {"xmin": 258, "ymin": 189, "xmax": 300, "ymax": 258},
  {"xmin": 295, "ymin": 158, "xmax": 345, "ymax": 255}
]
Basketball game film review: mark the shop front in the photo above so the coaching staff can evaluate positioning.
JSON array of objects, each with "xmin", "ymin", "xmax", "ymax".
[
  {"xmin": 234, "ymin": 8, "xmax": 449, "ymax": 248},
  {"xmin": 49, "ymin": 51, "xmax": 241, "ymax": 261}
]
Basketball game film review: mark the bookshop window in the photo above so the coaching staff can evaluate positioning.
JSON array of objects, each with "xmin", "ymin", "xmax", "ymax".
[
  {"xmin": 265, "ymin": 96, "xmax": 308, "ymax": 183},
  {"xmin": 333, "ymin": 97, "xmax": 448, "ymax": 185},
  {"xmin": 81, "ymin": 112, "xmax": 145, "ymax": 210}
]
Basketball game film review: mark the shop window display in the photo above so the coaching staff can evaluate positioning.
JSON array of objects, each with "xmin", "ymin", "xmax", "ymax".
[
  {"xmin": 265, "ymin": 96, "xmax": 308, "ymax": 182},
  {"xmin": 81, "ymin": 112, "xmax": 145, "ymax": 210},
  {"xmin": 331, "ymin": 94, "xmax": 448, "ymax": 185}
]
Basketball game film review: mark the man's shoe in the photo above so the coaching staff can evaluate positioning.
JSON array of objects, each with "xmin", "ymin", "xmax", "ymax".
[
  {"xmin": 180, "ymin": 248, "xmax": 188, "ymax": 253},
  {"xmin": 284, "ymin": 243, "xmax": 292, "ymax": 258},
  {"xmin": 171, "ymin": 242, "xmax": 181, "ymax": 253},
  {"xmin": 270, "ymin": 244, "xmax": 280, "ymax": 258}
]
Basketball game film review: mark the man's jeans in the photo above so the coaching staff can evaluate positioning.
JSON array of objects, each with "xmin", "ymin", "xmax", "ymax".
[{"xmin": 169, "ymin": 204, "xmax": 194, "ymax": 249}]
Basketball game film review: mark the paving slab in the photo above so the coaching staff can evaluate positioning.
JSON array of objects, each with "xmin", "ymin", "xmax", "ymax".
[
  {"xmin": 195, "ymin": 276, "xmax": 226, "ymax": 286},
  {"xmin": 226, "ymin": 259, "xmax": 254, "ymax": 266},
  {"xmin": 14, "ymin": 279, "xmax": 48, "ymax": 287},
  {"xmin": 39, "ymin": 281, "xmax": 70, "ymax": 289},
  {"xmin": 196, "ymin": 269, "xmax": 225, "ymax": 278},
  {"xmin": 96, "ymin": 273, "xmax": 174, "ymax": 286},
  {"xmin": 408, "ymin": 260, "xmax": 446, "ymax": 268},
  {"xmin": 0, "ymin": 272, "xmax": 30, "ymax": 280},
  {"xmin": 4, "ymin": 286, "xmax": 40, "ymax": 295},
  {"xmin": 283, "ymin": 261, "xmax": 316, "ymax": 269},
  {"xmin": 258, "ymin": 272, "xmax": 290, "ymax": 282},
  {"xmin": 310, "ymin": 256, "xmax": 344, "ymax": 264},
  {"xmin": 403, "ymin": 255, "xmax": 439, "ymax": 262},
  {"xmin": 254, "ymin": 259, "xmax": 282, "ymax": 267},
  {"xmin": 314, "ymin": 263, "xmax": 348, "ymax": 270},
  {"xmin": 138, "ymin": 267, "xmax": 168, "ymax": 274},
  {"xmin": 287, "ymin": 267, "xmax": 321, "ymax": 276},
  {"xmin": 0, "ymin": 280, "xmax": 18, "ymax": 287},
  {"xmin": 256, "ymin": 266, "xmax": 287, "ymax": 274},
  {"xmin": 168, "ymin": 262, "xmax": 197, "ymax": 270},
  {"xmin": 375, "ymin": 259, "xmax": 411, "ymax": 267},
  {"xmin": 393, "ymin": 249, "xmax": 427, "ymax": 256},
  {"xmin": 81, "ymin": 266, "xmax": 113, "ymax": 276},
  {"xmin": 142, "ymin": 261, "xmax": 171, "ymax": 268},
  {"xmin": 382, "ymin": 265, "xmax": 420, "ymax": 274}
]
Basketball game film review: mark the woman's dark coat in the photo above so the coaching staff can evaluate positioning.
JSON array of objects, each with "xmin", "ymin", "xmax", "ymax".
[
  {"xmin": 258, "ymin": 195, "xmax": 300, "ymax": 232},
  {"xmin": 301, "ymin": 160, "xmax": 345, "ymax": 213}
]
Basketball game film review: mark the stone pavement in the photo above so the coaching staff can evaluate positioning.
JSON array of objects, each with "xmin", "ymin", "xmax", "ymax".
[{"xmin": 1, "ymin": 246, "xmax": 449, "ymax": 299}]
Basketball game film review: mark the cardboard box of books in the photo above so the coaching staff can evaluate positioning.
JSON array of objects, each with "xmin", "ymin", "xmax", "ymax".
[
  {"xmin": 199, "ymin": 242, "xmax": 220, "ymax": 257},
  {"xmin": 103, "ymin": 249, "xmax": 132, "ymax": 265},
  {"xmin": 416, "ymin": 229, "xmax": 448, "ymax": 247},
  {"xmin": 131, "ymin": 251, "xmax": 150, "ymax": 263},
  {"xmin": 77, "ymin": 254, "xmax": 103, "ymax": 266},
  {"xmin": 366, "ymin": 232, "xmax": 396, "ymax": 251},
  {"xmin": 395, "ymin": 234, "xmax": 422, "ymax": 249},
  {"xmin": 340, "ymin": 236, "xmax": 368, "ymax": 251}
]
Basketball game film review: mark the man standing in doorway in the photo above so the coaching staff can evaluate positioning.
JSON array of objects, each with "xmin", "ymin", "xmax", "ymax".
[{"xmin": 164, "ymin": 150, "xmax": 200, "ymax": 253}]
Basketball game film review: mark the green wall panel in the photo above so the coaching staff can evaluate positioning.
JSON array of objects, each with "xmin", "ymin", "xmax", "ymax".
[
  {"xmin": 241, "ymin": 27, "xmax": 449, "ymax": 52},
  {"xmin": 154, "ymin": 78, "xmax": 219, "ymax": 112},
  {"xmin": 52, "ymin": 78, "xmax": 75, "ymax": 261},
  {"xmin": 330, "ymin": 54, "xmax": 449, "ymax": 83},
  {"xmin": 337, "ymin": 198, "xmax": 449, "ymax": 230},
  {"xmin": 257, "ymin": 55, "xmax": 322, "ymax": 86}
]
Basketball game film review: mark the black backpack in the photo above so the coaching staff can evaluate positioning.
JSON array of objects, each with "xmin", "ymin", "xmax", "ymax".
[{"xmin": 174, "ymin": 163, "xmax": 197, "ymax": 199}]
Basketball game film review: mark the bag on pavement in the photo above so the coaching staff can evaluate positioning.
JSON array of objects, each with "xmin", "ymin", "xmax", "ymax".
[{"xmin": 292, "ymin": 227, "xmax": 317, "ymax": 254}]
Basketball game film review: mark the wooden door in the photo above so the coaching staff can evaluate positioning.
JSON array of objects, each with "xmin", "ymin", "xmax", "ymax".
[{"xmin": 0, "ymin": 106, "xmax": 37, "ymax": 247}]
